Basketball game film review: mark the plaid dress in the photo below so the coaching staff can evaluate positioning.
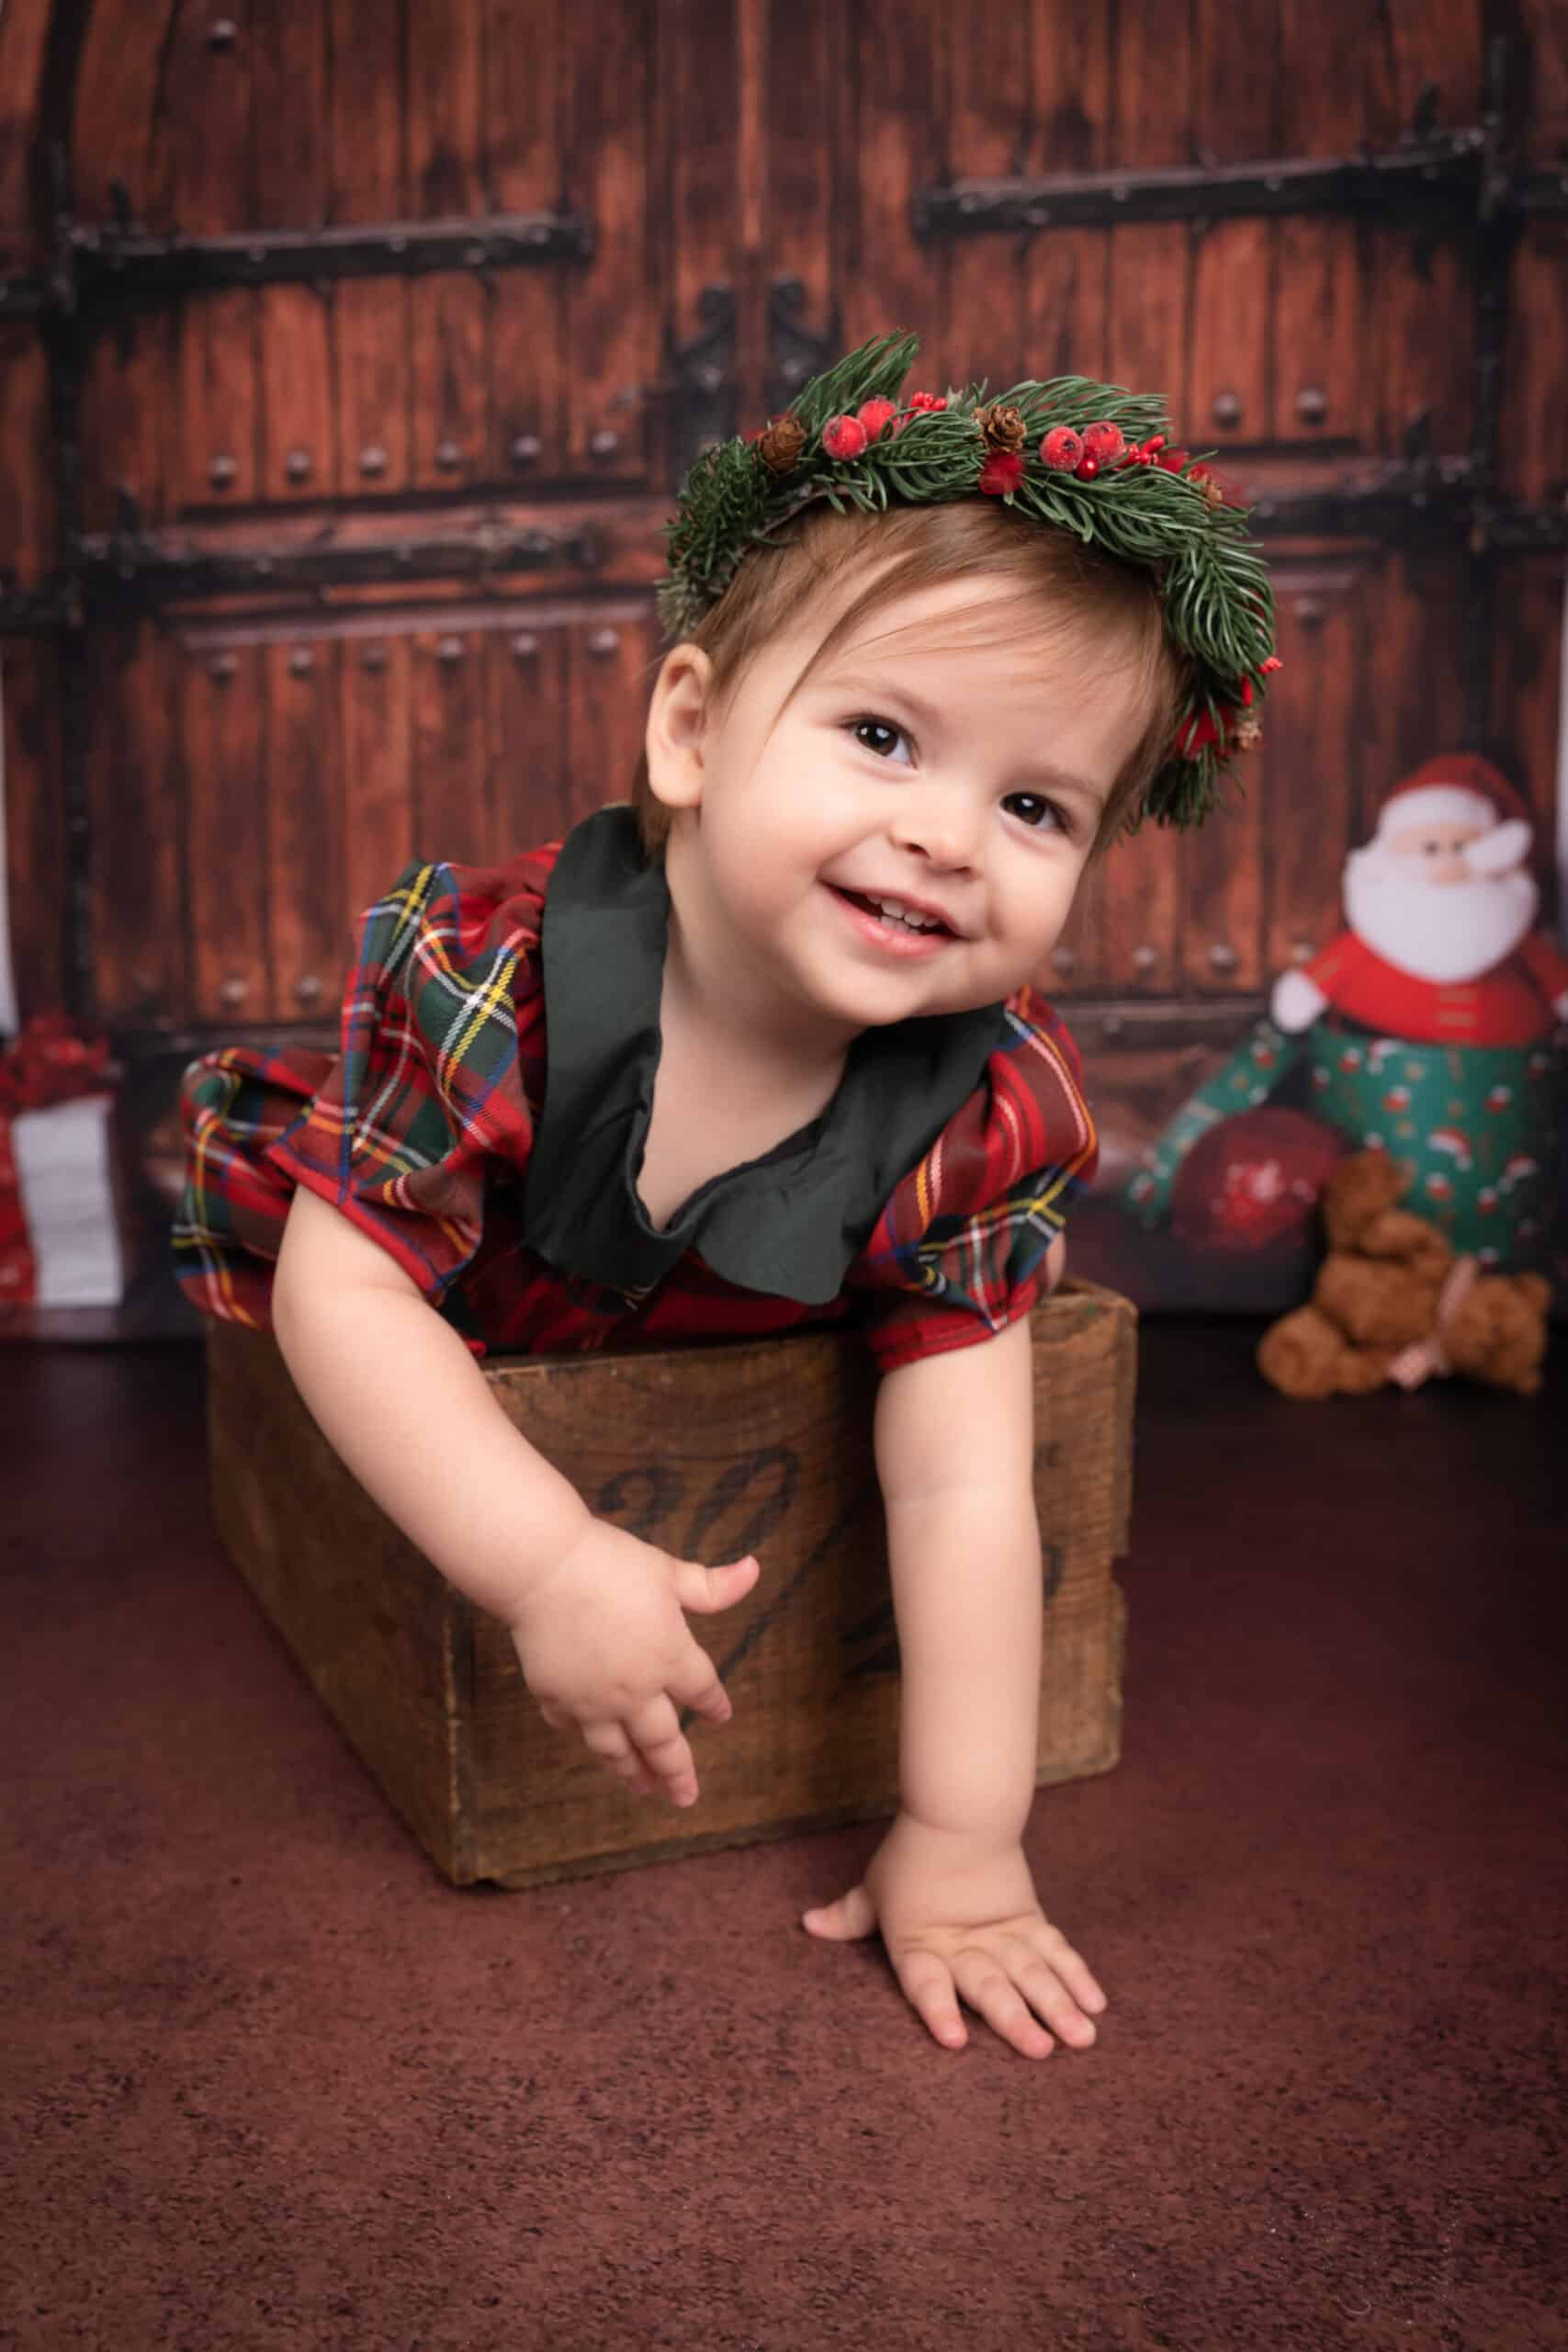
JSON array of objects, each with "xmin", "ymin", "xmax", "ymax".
[{"xmin": 173, "ymin": 805, "xmax": 1099, "ymax": 1374}]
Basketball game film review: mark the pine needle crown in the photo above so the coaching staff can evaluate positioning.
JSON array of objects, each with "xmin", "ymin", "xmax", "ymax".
[{"xmin": 657, "ymin": 329, "xmax": 1279, "ymax": 831}]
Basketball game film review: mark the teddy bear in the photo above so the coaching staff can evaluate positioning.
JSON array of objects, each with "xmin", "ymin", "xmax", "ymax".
[{"xmin": 1257, "ymin": 1148, "xmax": 1552, "ymax": 1398}]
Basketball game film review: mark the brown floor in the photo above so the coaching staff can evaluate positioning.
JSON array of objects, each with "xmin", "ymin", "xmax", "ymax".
[{"xmin": 3, "ymin": 1321, "xmax": 1565, "ymax": 2352}]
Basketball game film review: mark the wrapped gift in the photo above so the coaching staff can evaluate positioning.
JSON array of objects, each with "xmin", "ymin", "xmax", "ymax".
[{"xmin": 0, "ymin": 1013, "xmax": 128, "ymax": 1311}]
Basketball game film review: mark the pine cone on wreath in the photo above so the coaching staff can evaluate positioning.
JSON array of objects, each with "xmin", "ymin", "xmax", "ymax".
[{"xmin": 976, "ymin": 402, "xmax": 1028, "ymax": 453}]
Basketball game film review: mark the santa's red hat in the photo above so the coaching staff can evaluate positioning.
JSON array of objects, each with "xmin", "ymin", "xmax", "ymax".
[{"xmin": 1374, "ymin": 753, "xmax": 1533, "ymax": 841}]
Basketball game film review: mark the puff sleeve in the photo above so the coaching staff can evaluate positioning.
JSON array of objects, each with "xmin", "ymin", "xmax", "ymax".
[
  {"xmin": 174, "ymin": 854, "xmax": 545, "ymax": 1333},
  {"xmin": 843, "ymin": 989, "xmax": 1099, "ymax": 1374}
]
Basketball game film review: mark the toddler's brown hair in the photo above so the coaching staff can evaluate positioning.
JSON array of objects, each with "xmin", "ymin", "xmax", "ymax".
[{"xmin": 630, "ymin": 497, "xmax": 1188, "ymax": 865}]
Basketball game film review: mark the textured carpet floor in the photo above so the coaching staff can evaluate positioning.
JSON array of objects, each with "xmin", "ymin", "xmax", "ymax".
[{"xmin": 2, "ymin": 1321, "xmax": 1564, "ymax": 2352}]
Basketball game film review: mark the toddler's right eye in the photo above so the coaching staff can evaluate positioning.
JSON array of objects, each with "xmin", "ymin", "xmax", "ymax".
[{"xmin": 850, "ymin": 716, "xmax": 913, "ymax": 764}]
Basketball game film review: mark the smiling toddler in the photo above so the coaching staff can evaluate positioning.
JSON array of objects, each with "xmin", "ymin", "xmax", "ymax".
[{"xmin": 175, "ymin": 332, "xmax": 1277, "ymax": 2061}]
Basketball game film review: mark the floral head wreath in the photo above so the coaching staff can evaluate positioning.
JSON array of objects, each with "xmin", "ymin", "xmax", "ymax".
[{"xmin": 657, "ymin": 329, "xmax": 1280, "ymax": 833}]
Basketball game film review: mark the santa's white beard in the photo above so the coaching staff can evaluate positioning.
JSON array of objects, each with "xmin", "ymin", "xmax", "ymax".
[{"xmin": 1344, "ymin": 846, "xmax": 1539, "ymax": 982}]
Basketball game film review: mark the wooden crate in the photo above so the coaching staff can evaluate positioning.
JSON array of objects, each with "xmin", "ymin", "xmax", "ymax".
[{"xmin": 204, "ymin": 1280, "xmax": 1135, "ymax": 1889}]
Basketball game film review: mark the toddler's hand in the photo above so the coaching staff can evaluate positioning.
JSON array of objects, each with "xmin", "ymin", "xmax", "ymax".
[
  {"xmin": 802, "ymin": 1811, "xmax": 1107, "ymax": 2059},
  {"xmin": 504, "ymin": 1517, "xmax": 759, "ymax": 1808}
]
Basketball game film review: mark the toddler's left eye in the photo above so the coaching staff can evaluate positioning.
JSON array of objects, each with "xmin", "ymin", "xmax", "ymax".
[
  {"xmin": 1003, "ymin": 792, "xmax": 1065, "ymax": 831},
  {"xmin": 850, "ymin": 717, "xmax": 913, "ymax": 765}
]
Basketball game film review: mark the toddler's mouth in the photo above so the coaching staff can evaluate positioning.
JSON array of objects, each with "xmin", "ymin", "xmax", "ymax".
[{"xmin": 830, "ymin": 885, "xmax": 956, "ymax": 938}]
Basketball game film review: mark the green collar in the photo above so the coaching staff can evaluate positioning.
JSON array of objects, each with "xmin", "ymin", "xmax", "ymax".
[{"xmin": 520, "ymin": 805, "xmax": 1008, "ymax": 1304}]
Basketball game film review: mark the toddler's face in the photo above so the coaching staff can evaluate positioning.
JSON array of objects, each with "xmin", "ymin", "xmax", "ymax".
[{"xmin": 649, "ymin": 574, "xmax": 1155, "ymax": 1041}]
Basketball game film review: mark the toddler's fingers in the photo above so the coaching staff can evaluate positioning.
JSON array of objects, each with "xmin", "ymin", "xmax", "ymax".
[
  {"xmin": 622, "ymin": 1696, "xmax": 702, "ymax": 1808},
  {"xmin": 1037, "ymin": 1924, "xmax": 1108, "ymax": 2016},
  {"xmin": 896, "ymin": 1953, "xmax": 969, "ymax": 2052},
  {"xmin": 671, "ymin": 1554, "xmax": 760, "ymax": 1615},
  {"xmin": 671, "ymin": 1651, "xmax": 736, "ymax": 1726}
]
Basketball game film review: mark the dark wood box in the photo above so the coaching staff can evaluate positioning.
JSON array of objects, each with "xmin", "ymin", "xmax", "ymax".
[{"xmin": 204, "ymin": 1280, "xmax": 1135, "ymax": 1888}]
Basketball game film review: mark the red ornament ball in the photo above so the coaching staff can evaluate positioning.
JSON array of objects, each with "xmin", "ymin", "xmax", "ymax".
[
  {"xmin": 1040, "ymin": 425, "xmax": 1084, "ymax": 471},
  {"xmin": 1043, "ymin": 425, "xmax": 1090, "ymax": 470},
  {"xmin": 1081, "ymin": 421, "xmax": 1125, "ymax": 465},
  {"xmin": 1075, "ymin": 455, "xmax": 1100, "ymax": 481},
  {"xmin": 1170, "ymin": 1108, "xmax": 1354, "ymax": 1259},
  {"xmin": 822, "ymin": 413, "xmax": 869, "ymax": 460}
]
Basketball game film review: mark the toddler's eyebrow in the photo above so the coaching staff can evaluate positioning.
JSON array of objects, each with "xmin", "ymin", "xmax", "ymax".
[{"xmin": 820, "ymin": 671, "xmax": 1109, "ymax": 807}]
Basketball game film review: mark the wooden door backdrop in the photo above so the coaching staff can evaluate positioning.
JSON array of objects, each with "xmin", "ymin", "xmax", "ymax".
[{"xmin": 0, "ymin": 0, "xmax": 1564, "ymax": 1332}]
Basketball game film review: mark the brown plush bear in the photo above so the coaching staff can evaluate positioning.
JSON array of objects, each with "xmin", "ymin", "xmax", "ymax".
[{"xmin": 1258, "ymin": 1148, "xmax": 1552, "ymax": 1399}]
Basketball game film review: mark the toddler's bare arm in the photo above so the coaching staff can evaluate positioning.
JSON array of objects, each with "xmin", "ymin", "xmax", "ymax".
[
  {"xmin": 269, "ymin": 1187, "xmax": 755, "ymax": 1804},
  {"xmin": 271, "ymin": 1184, "xmax": 590, "ymax": 1618}
]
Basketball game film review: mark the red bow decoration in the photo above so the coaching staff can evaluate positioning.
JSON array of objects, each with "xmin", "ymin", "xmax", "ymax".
[{"xmin": 0, "ymin": 1012, "xmax": 117, "ymax": 1117}]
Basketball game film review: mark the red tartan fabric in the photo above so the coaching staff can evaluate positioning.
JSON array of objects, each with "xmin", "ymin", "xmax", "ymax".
[{"xmin": 174, "ymin": 837, "xmax": 1099, "ymax": 1373}]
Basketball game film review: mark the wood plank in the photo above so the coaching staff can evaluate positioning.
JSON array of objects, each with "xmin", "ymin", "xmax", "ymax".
[
  {"xmin": 485, "ymin": 621, "xmax": 574, "ymax": 854},
  {"xmin": 1501, "ymin": 227, "xmax": 1568, "ymax": 503},
  {"xmin": 249, "ymin": 0, "xmax": 328, "ymax": 229},
  {"xmin": 78, "ymin": 308, "xmax": 175, "ymax": 534},
  {"xmin": 1371, "ymin": 227, "xmax": 1472, "ymax": 458},
  {"xmin": 185, "ymin": 635, "xmax": 270, "ymax": 1024},
  {"xmin": 489, "ymin": 272, "xmax": 565, "ymax": 490},
  {"xmin": 1490, "ymin": 558, "xmax": 1563, "ymax": 892},
  {"xmin": 0, "ymin": 637, "xmax": 67, "ymax": 1016},
  {"xmin": 1271, "ymin": 0, "xmax": 1361, "ymax": 449},
  {"xmin": 1365, "ymin": 0, "xmax": 1483, "ymax": 143},
  {"xmin": 411, "ymin": 623, "xmax": 491, "ymax": 864},
  {"xmin": 765, "ymin": 0, "xmax": 845, "ymax": 421},
  {"xmin": 559, "ymin": 0, "xmax": 651, "ymax": 481},
  {"xmin": 340, "ymin": 628, "xmax": 417, "ymax": 924},
  {"xmin": 942, "ymin": 7, "xmax": 1023, "ymax": 395},
  {"xmin": 148, "ymin": 0, "xmax": 255, "ymax": 235},
  {"xmin": 409, "ymin": 272, "xmax": 490, "ymax": 495},
  {"xmin": 665, "ymin": 0, "xmax": 743, "ymax": 447},
  {"xmin": 1517, "ymin": 0, "xmax": 1568, "ymax": 154},
  {"xmin": 842, "ymin": 0, "xmax": 944, "ymax": 366},
  {"xmin": 64, "ymin": 0, "xmax": 166, "ymax": 230},
  {"xmin": 1355, "ymin": 548, "xmax": 1470, "ymax": 831},
  {"xmin": 261, "ymin": 284, "xmax": 335, "ymax": 503},
  {"xmin": 0, "ymin": 0, "xmax": 56, "ymax": 251},
  {"xmin": 1079, "ymin": 811, "xmax": 1181, "ymax": 1001},
  {"xmin": 175, "ymin": 288, "xmax": 263, "ymax": 510},
  {"xmin": 85, "ymin": 622, "xmax": 186, "ymax": 1025},
  {"xmin": 561, "ymin": 609, "xmax": 661, "ymax": 832},
  {"xmin": 1021, "ymin": 8, "xmax": 1111, "ymax": 380},
  {"xmin": 1261, "ymin": 554, "xmax": 1364, "ymax": 980},
  {"xmin": 407, "ymin": 0, "xmax": 484, "ymax": 217},
  {"xmin": 0, "ymin": 326, "xmax": 51, "ymax": 584},
  {"xmin": 332, "ymin": 279, "xmax": 413, "ymax": 499},
  {"xmin": 485, "ymin": 0, "xmax": 566, "ymax": 483},
  {"xmin": 265, "ymin": 636, "xmax": 345, "ymax": 1027},
  {"xmin": 1188, "ymin": 0, "xmax": 1273, "ymax": 458},
  {"xmin": 326, "ymin": 0, "xmax": 405, "ymax": 219},
  {"xmin": 1100, "ymin": 0, "xmax": 1193, "ymax": 1000}
]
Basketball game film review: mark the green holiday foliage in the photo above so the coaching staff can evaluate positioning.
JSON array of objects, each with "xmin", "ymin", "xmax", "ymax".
[{"xmin": 656, "ymin": 332, "xmax": 1280, "ymax": 832}]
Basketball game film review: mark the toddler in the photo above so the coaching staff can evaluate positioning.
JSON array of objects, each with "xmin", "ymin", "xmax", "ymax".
[{"xmin": 175, "ymin": 331, "xmax": 1277, "ymax": 2063}]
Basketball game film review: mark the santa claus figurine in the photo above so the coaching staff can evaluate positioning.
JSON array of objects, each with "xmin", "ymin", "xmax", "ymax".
[
  {"xmin": 1273, "ymin": 755, "xmax": 1568, "ymax": 1046},
  {"xmin": 1270, "ymin": 753, "xmax": 1567, "ymax": 1267}
]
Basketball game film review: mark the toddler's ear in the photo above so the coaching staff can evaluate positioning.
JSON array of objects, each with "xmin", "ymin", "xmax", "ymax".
[{"xmin": 644, "ymin": 644, "xmax": 714, "ymax": 813}]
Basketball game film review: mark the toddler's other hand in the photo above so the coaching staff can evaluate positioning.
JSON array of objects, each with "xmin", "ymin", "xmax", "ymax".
[
  {"xmin": 504, "ymin": 1517, "xmax": 758, "ymax": 1808},
  {"xmin": 802, "ymin": 1811, "xmax": 1107, "ymax": 2060}
]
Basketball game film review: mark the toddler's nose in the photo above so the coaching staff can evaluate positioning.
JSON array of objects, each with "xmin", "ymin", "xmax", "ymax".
[{"xmin": 889, "ymin": 786, "xmax": 980, "ymax": 868}]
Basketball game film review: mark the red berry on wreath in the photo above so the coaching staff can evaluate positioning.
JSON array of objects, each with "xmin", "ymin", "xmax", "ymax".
[
  {"xmin": 977, "ymin": 449, "xmax": 1026, "ymax": 496},
  {"xmin": 1075, "ymin": 454, "xmax": 1100, "ymax": 481},
  {"xmin": 857, "ymin": 396, "xmax": 899, "ymax": 441},
  {"xmin": 822, "ymin": 413, "xmax": 870, "ymax": 459},
  {"xmin": 1081, "ymin": 421, "xmax": 1125, "ymax": 464},
  {"xmin": 1041, "ymin": 425, "xmax": 1084, "ymax": 471}
]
